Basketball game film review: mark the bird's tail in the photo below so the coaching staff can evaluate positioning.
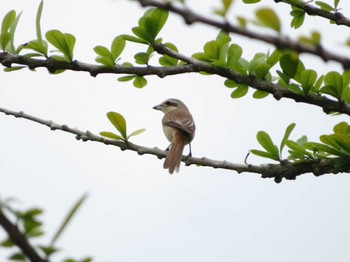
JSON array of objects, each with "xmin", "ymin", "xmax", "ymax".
[{"xmin": 163, "ymin": 133, "xmax": 185, "ymax": 174}]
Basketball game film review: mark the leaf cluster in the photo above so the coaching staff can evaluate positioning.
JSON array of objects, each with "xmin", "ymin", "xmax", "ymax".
[
  {"xmin": 0, "ymin": 194, "xmax": 91, "ymax": 262},
  {"xmin": 100, "ymin": 112, "xmax": 145, "ymax": 142},
  {"xmin": 251, "ymin": 122, "xmax": 350, "ymax": 174}
]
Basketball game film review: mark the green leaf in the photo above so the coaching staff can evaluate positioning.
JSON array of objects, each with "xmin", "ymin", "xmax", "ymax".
[
  {"xmin": 0, "ymin": 238, "xmax": 14, "ymax": 247},
  {"xmin": 227, "ymin": 43, "xmax": 242, "ymax": 67},
  {"xmin": 333, "ymin": 122, "xmax": 350, "ymax": 134},
  {"xmin": 100, "ymin": 131, "xmax": 123, "ymax": 140},
  {"xmin": 213, "ymin": 0, "xmax": 234, "ymax": 17},
  {"xmin": 243, "ymin": 0, "xmax": 261, "ymax": 3},
  {"xmin": 128, "ymin": 128, "xmax": 146, "ymax": 139},
  {"xmin": 256, "ymin": 131, "xmax": 280, "ymax": 160},
  {"xmin": 133, "ymin": 76, "xmax": 147, "ymax": 88},
  {"xmin": 322, "ymin": 71, "xmax": 343, "ymax": 99},
  {"xmin": 290, "ymin": 8, "xmax": 305, "ymax": 29},
  {"xmin": 50, "ymin": 193, "xmax": 88, "ymax": 245},
  {"xmin": 46, "ymin": 30, "xmax": 75, "ymax": 61},
  {"xmin": 315, "ymin": 1, "xmax": 334, "ymax": 11},
  {"xmin": 133, "ymin": 8, "xmax": 169, "ymax": 43},
  {"xmin": 9, "ymin": 252, "xmax": 25, "ymax": 261},
  {"xmin": 280, "ymin": 123, "xmax": 296, "ymax": 155},
  {"xmin": 280, "ymin": 53, "xmax": 299, "ymax": 78},
  {"xmin": 4, "ymin": 66, "xmax": 26, "ymax": 72},
  {"xmin": 134, "ymin": 52, "xmax": 150, "ymax": 65},
  {"xmin": 38, "ymin": 245, "xmax": 59, "ymax": 258},
  {"xmin": 224, "ymin": 79, "xmax": 237, "ymax": 88},
  {"xmin": 1, "ymin": 10, "xmax": 16, "ymax": 34},
  {"xmin": 120, "ymin": 34, "xmax": 148, "ymax": 45},
  {"xmin": 230, "ymin": 84, "xmax": 248, "ymax": 98},
  {"xmin": 111, "ymin": 36, "xmax": 125, "ymax": 61},
  {"xmin": 255, "ymin": 8, "xmax": 281, "ymax": 32},
  {"xmin": 118, "ymin": 75, "xmax": 135, "ymax": 82},
  {"xmin": 313, "ymin": 75, "xmax": 324, "ymax": 92},
  {"xmin": 159, "ymin": 42, "xmax": 179, "ymax": 66},
  {"xmin": 334, "ymin": 0, "xmax": 340, "ymax": 9},
  {"xmin": 94, "ymin": 45, "xmax": 114, "ymax": 66},
  {"xmin": 286, "ymin": 140, "xmax": 314, "ymax": 160},
  {"xmin": 94, "ymin": 45, "xmax": 112, "ymax": 58},
  {"xmin": 305, "ymin": 142, "xmax": 344, "ymax": 157},
  {"xmin": 36, "ymin": 0, "xmax": 44, "ymax": 42},
  {"xmin": 24, "ymin": 39, "xmax": 48, "ymax": 56},
  {"xmin": 0, "ymin": 32, "xmax": 12, "ymax": 51},
  {"xmin": 250, "ymin": 149, "xmax": 275, "ymax": 160},
  {"xmin": 95, "ymin": 56, "xmax": 115, "ymax": 67},
  {"xmin": 107, "ymin": 112, "xmax": 127, "ymax": 139},
  {"xmin": 300, "ymin": 69, "xmax": 317, "ymax": 94},
  {"xmin": 253, "ymin": 90, "xmax": 269, "ymax": 99},
  {"xmin": 266, "ymin": 49, "xmax": 282, "ymax": 67},
  {"xmin": 8, "ymin": 11, "xmax": 22, "ymax": 54},
  {"xmin": 204, "ymin": 40, "xmax": 220, "ymax": 60}
]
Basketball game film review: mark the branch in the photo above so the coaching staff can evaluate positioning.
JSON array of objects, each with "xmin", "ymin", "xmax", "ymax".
[
  {"xmin": 136, "ymin": 0, "xmax": 350, "ymax": 69},
  {"xmin": 0, "ymin": 210, "xmax": 45, "ymax": 262},
  {"xmin": 2, "ymin": 51, "xmax": 350, "ymax": 116},
  {"xmin": 0, "ymin": 52, "xmax": 196, "ymax": 78},
  {"xmin": 0, "ymin": 105, "xmax": 340, "ymax": 182},
  {"xmin": 276, "ymin": 0, "xmax": 350, "ymax": 27},
  {"xmin": 152, "ymin": 44, "xmax": 350, "ymax": 116}
]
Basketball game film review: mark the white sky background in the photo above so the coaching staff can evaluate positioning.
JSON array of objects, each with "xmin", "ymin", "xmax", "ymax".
[{"xmin": 1, "ymin": 0, "xmax": 350, "ymax": 261}]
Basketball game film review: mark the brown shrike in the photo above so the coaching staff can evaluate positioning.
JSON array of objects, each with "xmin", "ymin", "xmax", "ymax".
[{"xmin": 153, "ymin": 98, "xmax": 196, "ymax": 174}]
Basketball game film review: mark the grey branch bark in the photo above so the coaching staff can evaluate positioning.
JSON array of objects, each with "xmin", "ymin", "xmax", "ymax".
[
  {"xmin": 0, "ymin": 210, "xmax": 46, "ymax": 262},
  {"xmin": 136, "ymin": 0, "xmax": 350, "ymax": 69},
  {"xmin": 2, "ymin": 51, "xmax": 350, "ymax": 116},
  {"xmin": 0, "ymin": 105, "xmax": 339, "ymax": 182}
]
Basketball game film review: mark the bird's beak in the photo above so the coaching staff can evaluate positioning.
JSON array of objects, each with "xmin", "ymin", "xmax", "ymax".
[{"xmin": 153, "ymin": 104, "xmax": 163, "ymax": 110}]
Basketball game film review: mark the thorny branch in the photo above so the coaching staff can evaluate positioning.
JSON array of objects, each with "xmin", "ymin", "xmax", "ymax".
[
  {"xmin": 0, "ymin": 105, "xmax": 338, "ymax": 182},
  {"xmin": 136, "ymin": 0, "xmax": 350, "ymax": 69}
]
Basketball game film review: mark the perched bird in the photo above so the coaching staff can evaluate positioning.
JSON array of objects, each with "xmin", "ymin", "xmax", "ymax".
[{"xmin": 153, "ymin": 98, "xmax": 196, "ymax": 174}]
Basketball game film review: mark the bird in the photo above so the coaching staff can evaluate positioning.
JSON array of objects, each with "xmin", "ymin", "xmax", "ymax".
[{"xmin": 153, "ymin": 98, "xmax": 196, "ymax": 174}]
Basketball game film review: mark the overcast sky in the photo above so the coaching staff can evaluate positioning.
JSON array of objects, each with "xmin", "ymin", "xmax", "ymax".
[{"xmin": 1, "ymin": 0, "xmax": 350, "ymax": 261}]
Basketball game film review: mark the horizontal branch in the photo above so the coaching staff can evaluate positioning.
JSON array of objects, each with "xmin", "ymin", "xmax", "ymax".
[
  {"xmin": 0, "ymin": 52, "xmax": 196, "ymax": 78},
  {"xmin": 0, "ymin": 105, "xmax": 340, "ymax": 182},
  {"xmin": 0, "ymin": 210, "xmax": 45, "ymax": 262},
  {"xmin": 136, "ymin": 0, "xmax": 350, "ymax": 69},
  {"xmin": 276, "ymin": 0, "xmax": 350, "ymax": 27},
  {"xmin": 2, "ymin": 51, "xmax": 350, "ymax": 116}
]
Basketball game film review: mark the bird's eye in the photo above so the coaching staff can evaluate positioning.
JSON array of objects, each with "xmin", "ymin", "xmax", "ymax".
[{"xmin": 165, "ymin": 100, "xmax": 175, "ymax": 106}]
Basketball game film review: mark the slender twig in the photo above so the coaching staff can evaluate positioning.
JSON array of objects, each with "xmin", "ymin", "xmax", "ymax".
[
  {"xmin": 136, "ymin": 0, "xmax": 350, "ymax": 69},
  {"xmin": 0, "ymin": 210, "xmax": 45, "ymax": 262},
  {"xmin": 0, "ymin": 105, "xmax": 339, "ymax": 181},
  {"xmin": 276, "ymin": 0, "xmax": 350, "ymax": 27}
]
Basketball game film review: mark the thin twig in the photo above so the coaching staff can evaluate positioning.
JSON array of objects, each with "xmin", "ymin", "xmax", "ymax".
[
  {"xmin": 0, "ymin": 106, "xmax": 338, "ymax": 181},
  {"xmin": 136, "ymin": 0, "xmax": 350, "ymax": 69}
]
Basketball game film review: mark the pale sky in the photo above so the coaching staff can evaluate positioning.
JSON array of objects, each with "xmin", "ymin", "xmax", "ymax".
[{"xmin": 1, "ymin": 0, "xmax": 350, "ymax": 261}]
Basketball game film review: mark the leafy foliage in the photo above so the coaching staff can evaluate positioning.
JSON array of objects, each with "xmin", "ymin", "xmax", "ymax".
[
  {"xmin": 100, "ymin": 112, "xmax": 145, "ymax": 142},
  {"xmin": 123, "ymin": 8, "xmax": 168, "ymax": 44},
  {"xmin": 94, "ymin": 36, "xmax": 126, "ymax": 67},
  {"xmin": 0, "ymin": 194, "xmax": 90, "ymax": 261},
  {"xmin": 45, "ymin": 30, "xmax": 76, "ymax": 62}
]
